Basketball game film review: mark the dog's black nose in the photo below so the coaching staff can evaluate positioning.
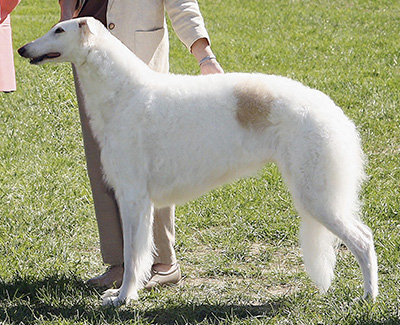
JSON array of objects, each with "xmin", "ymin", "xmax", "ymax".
[{"xmin": 18, "ymin": 46, "xmax": 27, "ymax": 57}]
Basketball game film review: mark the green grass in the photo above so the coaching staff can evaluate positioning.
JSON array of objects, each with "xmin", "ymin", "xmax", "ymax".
[{"xmin": 1, "ymin": 0, "xmax": 399, "ymax": 323}]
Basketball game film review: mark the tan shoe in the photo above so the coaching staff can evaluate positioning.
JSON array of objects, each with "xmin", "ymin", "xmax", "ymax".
[
  {"xmin": 144, "ymin": 264, "xmax": 182, "ymax": 290},
  {"xmin": 86, "ymin": 265, "xmax": 123, "ymax": 289}
]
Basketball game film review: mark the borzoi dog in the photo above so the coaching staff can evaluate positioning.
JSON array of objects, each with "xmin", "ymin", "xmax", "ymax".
[{"xmin": 19, "ymin": 17, "xmax": 378, "ymax": 306}]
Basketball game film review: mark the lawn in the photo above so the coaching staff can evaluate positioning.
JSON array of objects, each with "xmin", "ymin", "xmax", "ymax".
[{"xmin": 0, "ymin": 0, "xmax": 399, "ymax": 323}]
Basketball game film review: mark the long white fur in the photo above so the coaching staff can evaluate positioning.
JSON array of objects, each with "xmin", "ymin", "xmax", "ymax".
[{"xmin": 19, "ymin": 17, "xmax": 378, "ymax": 306}]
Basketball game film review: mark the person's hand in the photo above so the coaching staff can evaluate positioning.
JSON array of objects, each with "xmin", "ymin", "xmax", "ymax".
[
  {"xmin": 191, "ymin": 38, "xmax": 224, "ymax": 75},
  {"xmin": 200, "ymin": 58, "xmax": 224, "ymax": 75}
]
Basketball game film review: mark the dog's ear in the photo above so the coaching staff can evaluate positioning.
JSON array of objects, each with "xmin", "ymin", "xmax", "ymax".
[{"xmin": 78, "ymin": 17, "xmax": 97, "ymax": 37}]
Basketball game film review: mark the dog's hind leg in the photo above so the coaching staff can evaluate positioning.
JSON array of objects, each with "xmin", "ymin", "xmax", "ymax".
[
  {"xmin": 276, "ymin": 122, "xmax": 378, "ymax": 299},
  {"xmin": 323, "ymin": 216, "xmax": 378, "ymax": 300},
  {"xmin": 298, "ymin": 208, "xmax": 378, "ymax": 300},
  {"xmin": 102, "ymin": 194, "xmax": 154, "ymax": 307},
  {"xmin": 279, "ymin": 159, "xmax": 378, "ymax": 299}
]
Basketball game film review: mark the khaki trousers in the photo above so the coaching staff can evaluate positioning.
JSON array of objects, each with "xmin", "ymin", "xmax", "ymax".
[{"xmin": 72, "ymin": 66, "xmax": 176, "ymax": 266}]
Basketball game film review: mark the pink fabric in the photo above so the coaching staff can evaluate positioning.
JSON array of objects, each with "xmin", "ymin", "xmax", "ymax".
[
  {"xmin": 0, "ymin": 15, "xmax": 16, "ymax": 91},
  {"xmin": 0, "ymin": 0, "xmax": 20, "ymax": 92}
]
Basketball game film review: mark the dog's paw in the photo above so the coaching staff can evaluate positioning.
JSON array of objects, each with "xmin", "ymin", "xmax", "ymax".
[
  {"xmin": 102, "ymin": 295, "xmax": 124, "ymax": 307},
  {"xmin": 102, "ymin": 289, "xmax": 122, "ymax": 307},
  {"xmin": 361, "ymin": 292, "xmax": 377, "ymax": 304},
  {"xmin": 101, "ymin": 289, "xmax": 138, "ymax": 307},
  {"xmin": 102, "ymin": 288, "xmax": 120, "ymax": 299}
]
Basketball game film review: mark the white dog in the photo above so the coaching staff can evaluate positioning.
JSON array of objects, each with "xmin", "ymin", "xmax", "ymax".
[{"xmin": 19, "ymin": 17, "xmax": 378, "ymax": 306}]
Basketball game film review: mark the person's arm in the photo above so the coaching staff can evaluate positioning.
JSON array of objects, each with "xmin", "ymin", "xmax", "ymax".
[
  {"xmin": 191, "ymin": 37, "xmax": 224, "ymax": 75},
  {"xmin": 59, "ymin": 0, "xmax": 79, "ymax": 21},
  {"xmin": 165, "ymin": 0, "xmax": 223, "ymax": 75}
]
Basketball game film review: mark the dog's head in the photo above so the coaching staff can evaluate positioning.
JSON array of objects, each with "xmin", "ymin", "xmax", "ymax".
[{"xmin": 18, "ymin": 17, "xmax": 101, "ymax": 65}]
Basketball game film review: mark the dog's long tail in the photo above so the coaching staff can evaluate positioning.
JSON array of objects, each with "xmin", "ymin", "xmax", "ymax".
[
  {"xmin": 274, "ymin": 98, "xmax": 377, "ymax": 298},
  {"xmin": 299, "ymin": 215, "xmax": 338, "ymax": 292}
]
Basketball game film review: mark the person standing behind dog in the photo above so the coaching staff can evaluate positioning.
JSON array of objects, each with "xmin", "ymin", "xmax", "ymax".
[
  {"xmin": 0, "ymin": 0, "xmax": 20, "ymax": 92},
  {"xmin": 59, "ymin": 0, "xmax": 223, "ymax": 289}
]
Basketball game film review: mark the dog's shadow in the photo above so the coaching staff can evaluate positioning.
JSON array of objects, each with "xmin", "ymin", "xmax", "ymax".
[
  {"xmin": 0, "ymin": 273, "xmax": 291, "ymax": 324},
  {"xmin": 0, "ymin": 274, "xmax": 389, "ymax": 324}
]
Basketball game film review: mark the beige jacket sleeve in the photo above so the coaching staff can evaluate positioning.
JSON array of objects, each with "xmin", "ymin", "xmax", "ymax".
[{"xmin": 165, "ymin": 0, "xmax": 210, "ymax": 50}]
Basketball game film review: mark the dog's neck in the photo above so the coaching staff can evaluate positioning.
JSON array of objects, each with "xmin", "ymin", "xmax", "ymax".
[
  {"xmin": 75, "ymin": 33, "xmax": 152, "ymax": 91},
  {"xmin": 73, "ymin": 33, "xmax": 155, "ymax": 140}
]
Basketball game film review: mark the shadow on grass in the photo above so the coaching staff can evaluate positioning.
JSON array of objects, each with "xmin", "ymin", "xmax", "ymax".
[
  {"xmin": 0, "ymin": 274, "xmax": 396, "ymax": 324},
  {"xmin": 143, "ymin": 302, "xmax": 284, "ymax": 324},
  {"xmin": 0, "ymin": 274, "xmax": 291, "ymax": 324}
]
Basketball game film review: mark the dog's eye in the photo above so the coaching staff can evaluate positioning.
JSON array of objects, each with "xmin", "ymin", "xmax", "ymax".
[{"xmin": 55, "ymin": 27, "xmax": 65, "ymax": 34}]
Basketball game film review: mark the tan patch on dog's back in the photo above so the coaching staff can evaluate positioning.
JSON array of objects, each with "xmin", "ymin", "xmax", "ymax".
[{"xmin": 235, "ymin": 80, "xmax": 275, "ymax": 130}]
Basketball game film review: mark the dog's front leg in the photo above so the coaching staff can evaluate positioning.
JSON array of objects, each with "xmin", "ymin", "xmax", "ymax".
[{"xmin": 102, "ymin": 194, "xmax": 154, "ymax": 307}]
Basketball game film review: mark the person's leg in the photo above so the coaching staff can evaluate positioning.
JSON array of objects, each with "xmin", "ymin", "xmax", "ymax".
[
  {"xmin": 73, "ymin": 65, "xmax": 124, "ymax": 266},
  {"xmin": 145, "ymin": 206, "xmax": 181, "ymax": 289},
  {"xmin": 153, "ymin": 206, "xmax": 177, "ymax": 266},
  {"xmin": 73, "ymin": 65, "xmax": 124, "ymax": 288},
  {"xmin": 73, "ymin": 66, "xmax": 180, "ymax": 288}
]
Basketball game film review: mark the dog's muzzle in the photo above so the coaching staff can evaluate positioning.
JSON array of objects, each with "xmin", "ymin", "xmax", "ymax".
[{"xmin": 18, "ymin": 45, "xmax": 61, "ymax": 65}]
